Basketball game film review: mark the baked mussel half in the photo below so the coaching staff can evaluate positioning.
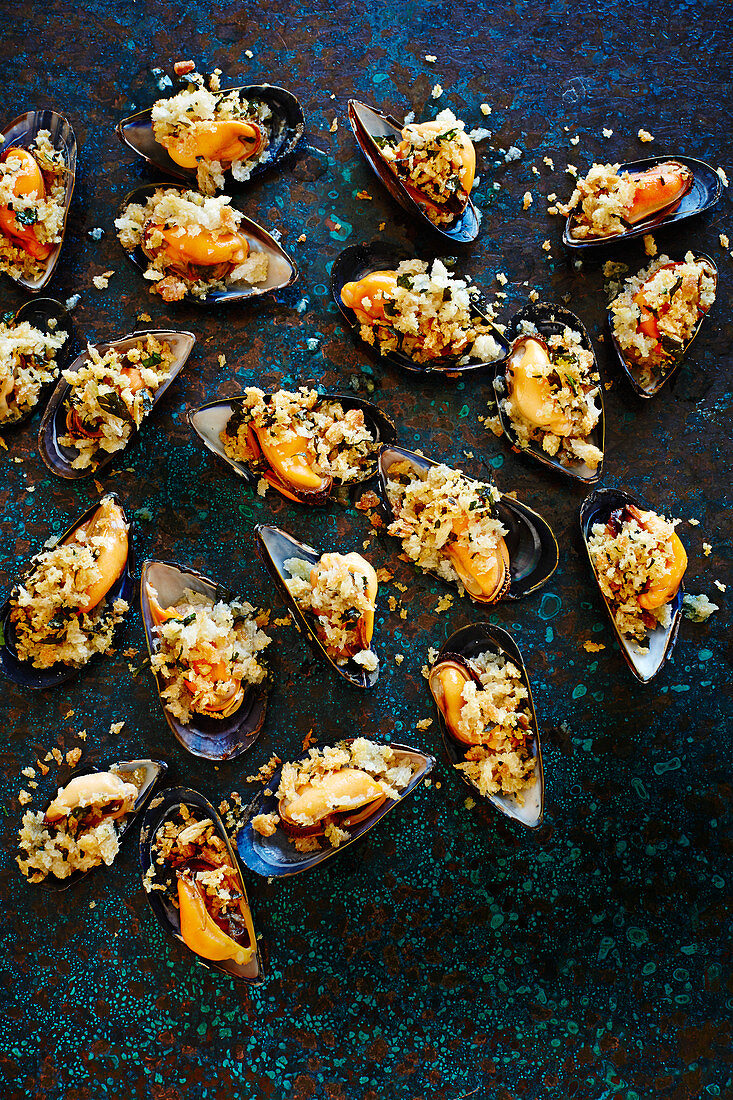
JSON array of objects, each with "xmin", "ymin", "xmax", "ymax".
[
  {"xmin": 607, "ymin": 252, "xmax": 718, "ymax": 398},
  {"xmin": 116, "ymin": 182, "xmax": 297, "ymax": 306},
  {"xmin": 429, "ymin": 624, "xmax": 544, "ymax": 827},
  {"xmin": 493, "ymin": 301, "xmax": 605, "ymax": 482},
  {"xmin": 118, "ymin": 81, "xmax": 304, "ymax": 189},
  {"xmin": 0, "ymin": 297, "xmax": 78, "ymax": 431},
  {"xmin": 188, "ymin": 386, "xmax": 395, "ymax": 504},
  {"xmin": 331, "ymin": 243, "xmax": 509, "ymax": 378},
  {"xmin": 376, "ymin": 443, "xmax": 558, "ymax": 602},
  {"xmin": 347, "ymin": 100, "xmax": 480, "ymax": 243},
  {"xmin": 0, "ymin": 110, "xmax": 76, "ymax": 292},
  {"xmin": 0, "ymin": 494, "xmax": 134, "ymax": 690},
  {"xmin": 139, "ymin": 786, "xmax": 263, "ymax": 984},
  {"xmin": 563, "ymin": 155, "xmax": 721, "ymax": 249},
  {"xmin": 38, "ymin": 328, "xmax": 196, "ymax": 478},
  {"xmin": 237, "ymin": 738, "xmax": 435, "ymax": 877},
  {"xmin": 140, "ymin": 560, "xmax": 271, "ymax": 760},
  {"xmin": 17, "ymin": 758, "xmax": 167, "ymax": 891},
  {"xmin": 579, "ymin": 486, "xmax": 686, "ymax": 682},
  {"xmin": 255, "ymin": 525, "xmax": 380, "ymax": 689}
]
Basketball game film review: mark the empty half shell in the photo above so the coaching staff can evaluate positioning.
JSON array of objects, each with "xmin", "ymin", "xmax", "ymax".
[
  {"xmin": 579, "ymin": 486, "xmax": 684, "ymax": 682},
  {"xmin": 563, "ymin": 155, "xmax": 722, "ymax": 249},
  {"xmin": 139, "ymin": 560, "xmax": 269, "ymax": 760},
  {"xmin": 429, "ymin": 623, "xmax": 544, "ymax": 828},
  {"xmin": 139, "ymin": 786, "xmax": 263, "ymax": 984},
  {"xmin": 255, "ymin": 525, "xmax": 379, "ymax": 688},
  {"xmin": 237, "ymin": 742, "xmax": 435, "ymax": 877},
  {"xmin": 331, "ymin": 243, "xmax": 509, "ymax": 378},
  {"xmin": 347, "ymin": 100, "xmax": 480, "ymax": 243},
  {"xmin": 0, "ymin": 494, "xmax": 134, "ymax": 690},
  {"xmin": 117, "ymin": 183, "xmax": 297, "ymax": 306},
  {"xmin": 38, "ymin": 329, "xmax": 196, "ymax": 478},
  {"xmin": 493, "ymin": 301, "xmax": 605, "ymax": 482},
  {"xmin": 188, "ymin": 389, "xmax": 396, "ymax": 501},
  {"xmin": 377, "ymin": 444, "xmax": 559, "ymax": 600},
  {"xmin": 0, "ymin": 110, "xmax": 77, "ymax": 291},
  {"xmin": 117, "ymin": 83, "xmax": 304, "ymax": 187}
]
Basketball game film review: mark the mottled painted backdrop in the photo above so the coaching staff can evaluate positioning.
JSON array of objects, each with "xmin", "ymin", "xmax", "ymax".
[{"xmin": 0, "ymin": 2, "xmax": 731, "ymax": 1098}]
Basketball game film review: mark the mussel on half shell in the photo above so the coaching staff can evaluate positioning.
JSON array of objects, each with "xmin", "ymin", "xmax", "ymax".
[
  {"xmin": 139, "ymin": 560, "xmax": 269, "ymax": 760},
  {"xmin": 117, "ymin": 183, "xmax": 298, "ymax": 306},
  {"xmin": 139, "ymin": 786, "xmax": 263, "ymax": 984},
  {"xmin": 376, "ymin": 443, "xmax": 559, "ymax": 602},
  {"xmin": 0, "ymin": 494, "xmax": 134, "ymax": 690},
  {"xmin": 331, "ymin": 243, "xmax": 509, "ymax": 378},
  {"xmin": 38, "ymin": 329, "xmax": 196, "ymax": 479},
  {"xmin": 563, "ymin": 155, "xmax": 722, "ymax": 249},
  {"xmin": 255, "ymin": 525, "xmax": 379, "ymax": 688},
  {"xmin": 0, "ymin": 297, "xmax": 78, "ymax": 431},
  {"xmin": 347, "ymin": 100, "xmax": 480, "ymax": 243},
  {"xmin": 429, "ymin": 624, "xmax": 544, "ymax": 827},
  {"xmin": 188, "ymin": 388, "xmax": 396, "ymax": 503},
  {"xmin": 117, "ymin": 83, "xmax": 304, "ymax": 187},
  {"xmin": 579, "ymin": 486, "xmax": 684, "ymax": 682},
  {"xmin": 493, "ymin": 301, "xmax": 605, "ymax": 482},
  {"xmin": 237, "ymin": 741, "xmax": 435, "ymax": 877},
  {"xmin": 0, "ymin": 110, "xmax": 77, "ymax": 292}
]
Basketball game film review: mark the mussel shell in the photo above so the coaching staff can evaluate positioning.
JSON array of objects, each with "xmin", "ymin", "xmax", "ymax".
[
  {"xmin": 347, "ymin": 100, "xmax": 480, "ymax": 244},
  {"xmin": 117, "ymin": 183, "xmax": 298, "ymax": 306},
  {"xmin": 38, "ymin": 329, "xmax": 196, "ymax": 479},
  {"xmin": 607, "ymin": 253, "xmax": 718, "ymax": 398},
  {"xmin": 0, "ymin": 110, "xmax": 77, "ymax": 292},
  {"xmin": 255, "ymin": 525, "xmax": 379, "ymax": 688},
  {"xmin": 31, "ymin": 758, "xmax": 167, "ymax": 892},
  {"xmin": 139, "ymin": 785, "xmax": 263, "ymax": 984},
  {"xmin": 579, "ymin": 486, "xmax": 683, "ymax": 682},
  {"xmin": 0, "ymin": 297, "xmax": 79, "ymax": 431},
  {"xmin": 376, "ymin": 444, "xmax": 559, "ymax": 600},
  {"xmin": 431, "ymin": 624, "xmax": 544, "ymax": 827},
  {"xmin": 139, "ymin": 560, "xmax": 268, "ymax": 760},
  {"xmin": 494, "ymin": 301, "xmax": 605, "ymax": 482},
  {"xmin": 563, "ymin": 155, "xmax": 722, "ymax": 249},
  {"xmin": 188, "ymin": 388, "xmax": 396, "ymax": 500},
  {"xmin": 330, "ymin": 243, "xmax": 509, "ymax": 378},
  {"xmin": 117, "ymin": 84, "xmax": 304, "ymax": 186},
  {"xmin": 237, "ymin": 741, "xmax": 435, "ymax": 877},
  {"xmin": 0, "ymin": 493, "xmax": 134, "ymax": 690}
]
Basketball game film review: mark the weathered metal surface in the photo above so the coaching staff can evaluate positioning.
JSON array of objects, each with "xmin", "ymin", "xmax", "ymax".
[{"xmin": 0, "ymin": 2, "xmax": 730, "ymax": 1098}]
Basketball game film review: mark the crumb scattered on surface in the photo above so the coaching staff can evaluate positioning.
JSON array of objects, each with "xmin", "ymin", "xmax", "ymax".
[
  {"xmin": 583, "ymin": 641, "xmax": 606, "ymax": 653},
  {"xmin": 431, "ymin": 84, "xmax": 443, "ymax": 98},
  {"xmin": 643, "ymin": 234, "xmax": 657, "ymax": 257},
  {"xmin": 638, "ymin": 129, "xmax": 654, "ymax": 142},
  {"xmin": 522, "ymin": 191, "xmax": 533, "ymax": 209}
]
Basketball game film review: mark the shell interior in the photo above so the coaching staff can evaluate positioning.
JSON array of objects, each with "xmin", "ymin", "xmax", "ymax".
[
  {"xmin": 579, "ymin": 486, "xmax": 683, "ymax": 681},
  {"xmin": 0, "ymin": 110, "xmax": 77, "ymax": 291},
  {"xmin": 118, "ymin": 183, "xmax": 298, "ymax": 306},
  {"xmin": 138, "ymin": 785, "xmax": 263, "ymax": 984},
  {"xmin": 139, "ymin": 560, "xmax": 268, "ymax": 760},
  {"xmin": 563, "ymin": 155, "xmax": 722, "ymax": 249},
  {"xmin": 0, "ymin": 494, "xmax": 134, "ymax": 690},
  {"xmin": 0, "ymin": 297, "xmax": 79, "ymax": 431},
  {"xmin": 347, "ymin": 100, "xmax": 480, "ymax": 244},
  {"xmin": 607, "ymin": 253, "xmax": 718, "ymax": 398},
  {"xmin": 35, "ymin": 758, "xmax": 168, "ymax": 892},
  {"xmin": 432, "ymin": 623, "xmax": 544, "ymax": 828},
  {"xmin": 376, "ymin": 443, "xmax": 559, "ymax": 600},
  {"xmin": 38, "ymin": 329, "xmax": 196, "ymax": 479},
  {"xmin": 330, "ymin": 243, "xmax": 508, "ymax": 378},
  {"xmin": 188, "ymin": 389, "xmax": 396, "ymax": 493},
  {"xmin": 237, "ymin": 742, "xmax": 435, "ymax": 877},
  {"xmin": 117, "ymin": 83, "xmax": 304, "ymax": 186},
  {"xmin": 255, "ymin": 524, "xmax": 379, "ymax": 688},
  {"xmin": 494, "ymin": 301, "xmax": 605, "ymax": 482}
]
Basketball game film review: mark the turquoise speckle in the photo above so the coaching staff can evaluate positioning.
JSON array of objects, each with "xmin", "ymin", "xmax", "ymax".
[
  {"xmin": 538, "ymin": 593, "xmax": 562, "ymax": 619},
  {"xmin": 572, "ymin": 684, "xmax": 587, "ymax": 699}
]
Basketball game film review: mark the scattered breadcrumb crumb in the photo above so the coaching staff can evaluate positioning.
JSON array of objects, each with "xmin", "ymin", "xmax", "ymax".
[
  {"xmin": 570, "ymin": 135, "xmax": 580, "ymax": 145},
  {"xmin": 688, "ymin": 518, "xmax": 700, "ymax": 526},
  {"xmin": 272, "ymin": 616, "xmax": 291, "ymax": 627},
  {"xmin": 329, "ymin": 117, "xmax": 338, "ymax": 133},
  {"xmin": 66, "ymin": 748, "xmax": 82, "ymax": 767},
  {"xmin": 245, "ymin": 49, "xmax": 253, "ymax": 59},
  {"xmin": 529, "ymin": 289, "xmax": 539, "ymax": 302},
  {"xmin": 356, "ymin": 190, "xmax": 372, "ymax": 200},
  {"xmin": 297, "ymin": 233, "xmax": 306, "ymax": 242},
  {"xmin": 532, "ymin": 166, "xmax": 540, "ymax": 176},
  {"xmin": 543, "ymin": 157, "xmax": 554, "ymax": 169},
  {"xmin": 565, "ymin": 164, "xmax": 578, "ymax": 176},
  {"xmin": 714, "ymin": 580, "xmax": 726, "ymax": 592},
  {"xmin": 425, "ymin": 54, "xmax": 437, "ymax": 62},
  {"xmin": 109, "ymin": 721, "xmax": 124, "ymax": 736},
  {"xmin": 92, "ymin": 270, "xmax": 114, "ymax": 290},
  {"xmin": 643, "ymin": 234, "xmax": 657, "ymax": 257},
  {"xmin": 496, "ymin": 272, "xmax": 508, "ymax": 285},
  {"xmin": 52, "ymin": 748, "xmax": 63, "ymax": 765},
  {"xmin": 522, "ymin": 191, "xmax": 533, "ymax": 210},
  {"xmin": 218, "ymin": 354, "xmax": 226, "ymax": 369},
  {"xmin": 480, "ymin": 103, "xmax": 491, "ymax": 116},
  {"xmin": 703, "ymin": 543, "xmax": 712, "ymax": 556},
  {"xmin": 720, "ymin": 234, "xmax": 730, "ymax": 249},
  {"xmin": 416, "ymin": 718, "xmax": 433, "ymax": 731},
  {"xmin": 638, "ymin": 129, "xmax": 654, "ymax": 142},
  {"xmin": 464, "ymin": 797, "xmax": 476, "ymax": 810},
  {"xmin": 245, "ymin": 754, "xmax": 282, "ymax": 784},
  {"xmin": 378, "ymin": 221, "xmax": 386, "ymax": 231},
  {"xmin": 21, "ymin": 767, "xmax": 36, "ymax": 779},
  {"xmin": 583, "ymin": 641, "xmax": 606, "ymax": 653},
  {"xmin": 431, "ymin": 84, "xmax": 443, "ymax": 98},
  {"xmin": 542, "ymin": 240, "xmax": 551, "ymax": 252},
  {"xmin": 435, "ymin": 594, "xmax": 453, "ymax": 613},
  {"xmin": 717, "ymin": 167, "xmax": 729, "ymax": 187},
  {"xmin": 602, "ymin": 128, "xmax": 613, "ymax": 138},
  {"xmin": 394, "ymin": 654, "xmax": 404, "ymax": 665},
  {"xmin": 19, "ymin": 790, "xmax": 32, "ymax": 806}
]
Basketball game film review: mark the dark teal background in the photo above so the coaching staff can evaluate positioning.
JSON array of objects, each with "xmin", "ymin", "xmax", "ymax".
[{"xmin": 0, "ymin": 2, "xmax": 731, "ymax": 1098}]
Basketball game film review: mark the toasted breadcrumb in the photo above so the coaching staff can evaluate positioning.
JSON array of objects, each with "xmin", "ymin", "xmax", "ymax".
[
  {"xmin": 416, "ymin": 718, "xmax": 433, "ymax": 731},
  {"xmin": 703, "ymin": 542, "xmax": 712, "ymax": 556},
  {"xmin": 431, "ymin": 84, "xmax": 443, "ymax": 98},
  {"xmin": 583, "ymin": 641, "xmax": 606, "ymax": 652},
  {"xmin": 480, "ymin": 103, "xmax": 491, "ymax": 116},
  {"xmin": 638, "ymin": 129, "xmax": 654, "ymax": 142},
  {"xmin": 643, "ymin": 234, "xmax": 657, "ymax": 257},
  {"xmin": 522, "ymin": 191, "xmax": 533, "ymax": 210},
  {"xmin": 602, "ymin": 128, "xmax": 613, "ymax": 138}
]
